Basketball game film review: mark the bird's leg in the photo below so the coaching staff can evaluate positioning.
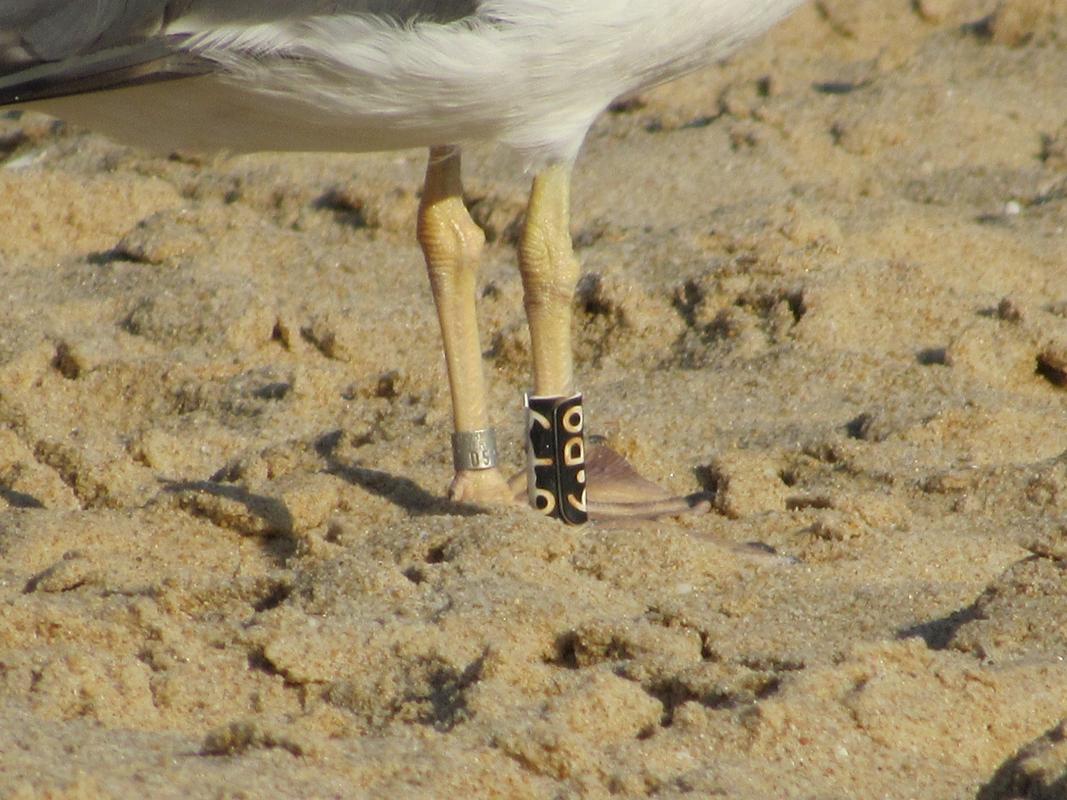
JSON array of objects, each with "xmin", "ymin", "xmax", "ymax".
[
  {"xmin": 418, "ymin": 146, "xmax": 511, "ymax": 506},
  {"xmin": 517, "ymin": 163, "xmax": 588, "ymax": 524},
  {"xmin": 519, "ymin": 164, "xmax": 581, "ymax": 399},
  {"xmin": 517, "ymin": 163, "xmax": 709, "ymax": 523}
]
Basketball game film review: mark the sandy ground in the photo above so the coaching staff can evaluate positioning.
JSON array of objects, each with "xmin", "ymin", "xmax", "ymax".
[{"xmin": 2, "ymin": 1, "xmax": 1067, "ymax": 797}]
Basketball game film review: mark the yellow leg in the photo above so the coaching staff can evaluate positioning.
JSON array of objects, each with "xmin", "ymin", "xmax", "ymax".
[
  {"xmin": 518, "ymin": 163, "xmax": 581, "ymax": 396},
  {"xmin": 516, "ymin": 162, "xmax": 710, "ymax": 522},
  {"xmin": 517, "ymin": 163, "xmax": 589, "ymax": 522},
  {"xmin": 418, "ymin": 146, "xmax": 510, "ymax": 504}
]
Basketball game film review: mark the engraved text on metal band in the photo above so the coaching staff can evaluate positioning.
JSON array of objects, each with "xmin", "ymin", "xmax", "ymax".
[{"xmin": 451, "ymin": 428, "xmax": 498, "ymax": 471}]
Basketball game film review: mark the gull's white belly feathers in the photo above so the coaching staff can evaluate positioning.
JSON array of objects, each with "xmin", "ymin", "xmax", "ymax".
[{"xmin": 9, "ymin": 0, "xmax": 802, "ymax": 162}]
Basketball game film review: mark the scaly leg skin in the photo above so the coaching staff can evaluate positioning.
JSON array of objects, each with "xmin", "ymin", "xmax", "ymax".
[
  {"xmin": 517, "ymin": 163, "xmax": 708, "ymax": 522},
  {"xmin": 418, "ymin": 146, "xmax": 512, "ymax": 506}
]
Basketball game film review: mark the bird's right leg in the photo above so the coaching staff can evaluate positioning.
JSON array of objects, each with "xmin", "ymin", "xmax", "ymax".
[{"xmin": 418, "ymin": 146, "xmax": 511, "ymax": 506}]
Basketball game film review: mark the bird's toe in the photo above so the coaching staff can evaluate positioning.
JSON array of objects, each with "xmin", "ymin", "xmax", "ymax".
[
  {"xmin": 584, "ymin": 444, "xmax": 711, "ymax": 524},
  {"xmin": 448, "ymin": 468, "xmax": 517, "ymax": 507}
]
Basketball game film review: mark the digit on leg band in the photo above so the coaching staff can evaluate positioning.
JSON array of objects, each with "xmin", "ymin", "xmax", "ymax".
[
  {"xmin": 524, "ymin": 392, "xmax": 588, "ymax": 525},
  {"xmin": 451, "ymin": 428, "xmax": 499, "ymax": 471}
]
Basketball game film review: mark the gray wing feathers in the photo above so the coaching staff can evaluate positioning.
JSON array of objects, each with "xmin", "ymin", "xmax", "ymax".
[
  {"xmin": 169, "ymin": 1, "xmax": 480, "ymax": 27},
  {"xmin": 0, "ymin": 0, "xmax": 482, "ymax": 106},
  {"xmin": 0, "ymin": 0, "xmax": 201, "ymax": 105},
  {"xmin": 0, "ymin": 40, "xmax": 207, "ymax": 105},
  {"xmin": 1, "ymin": 1, "xmax": 172, "ymax": 62}
]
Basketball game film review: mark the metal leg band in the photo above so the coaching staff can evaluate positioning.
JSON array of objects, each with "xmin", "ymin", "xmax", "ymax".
[
  {"xmin": 451, "ymin": 428, "xmax": 498, "ymax": 471},
  {"xmin": 524, "ymin": 392, "xmax": 588, "ymax": 525}
]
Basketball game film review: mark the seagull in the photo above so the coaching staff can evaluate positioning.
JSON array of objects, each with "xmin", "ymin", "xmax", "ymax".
[{"xmin": 0, "ymin": 1, "xmax": 804, "ymax": 525}]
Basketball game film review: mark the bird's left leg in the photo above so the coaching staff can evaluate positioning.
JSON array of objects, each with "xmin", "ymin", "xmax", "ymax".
[
  {"xmin": 516, "ymin": 162, "xmax": 708, "ymax": 523},
  {"xmin": 418, "ymin": 146, "xmax": 512, "ymax": 506}
]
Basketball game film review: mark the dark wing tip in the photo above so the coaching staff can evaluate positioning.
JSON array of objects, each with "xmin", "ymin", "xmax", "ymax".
[{"xmin": 0, "ymin": 38, "xmax": 211, "ymax": 106}]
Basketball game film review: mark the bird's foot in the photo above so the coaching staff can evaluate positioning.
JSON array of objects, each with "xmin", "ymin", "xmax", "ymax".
[
  {"xmin": 508, "ymin": 442, "xmax": 710, "ymax": 524},
  {"xmin": 448, "ymin": 467, "xmax": 515, "ymax": 507},
  {"xmin": 584, "ymin": 443, "xmax": 711, "ymax": 523}
]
